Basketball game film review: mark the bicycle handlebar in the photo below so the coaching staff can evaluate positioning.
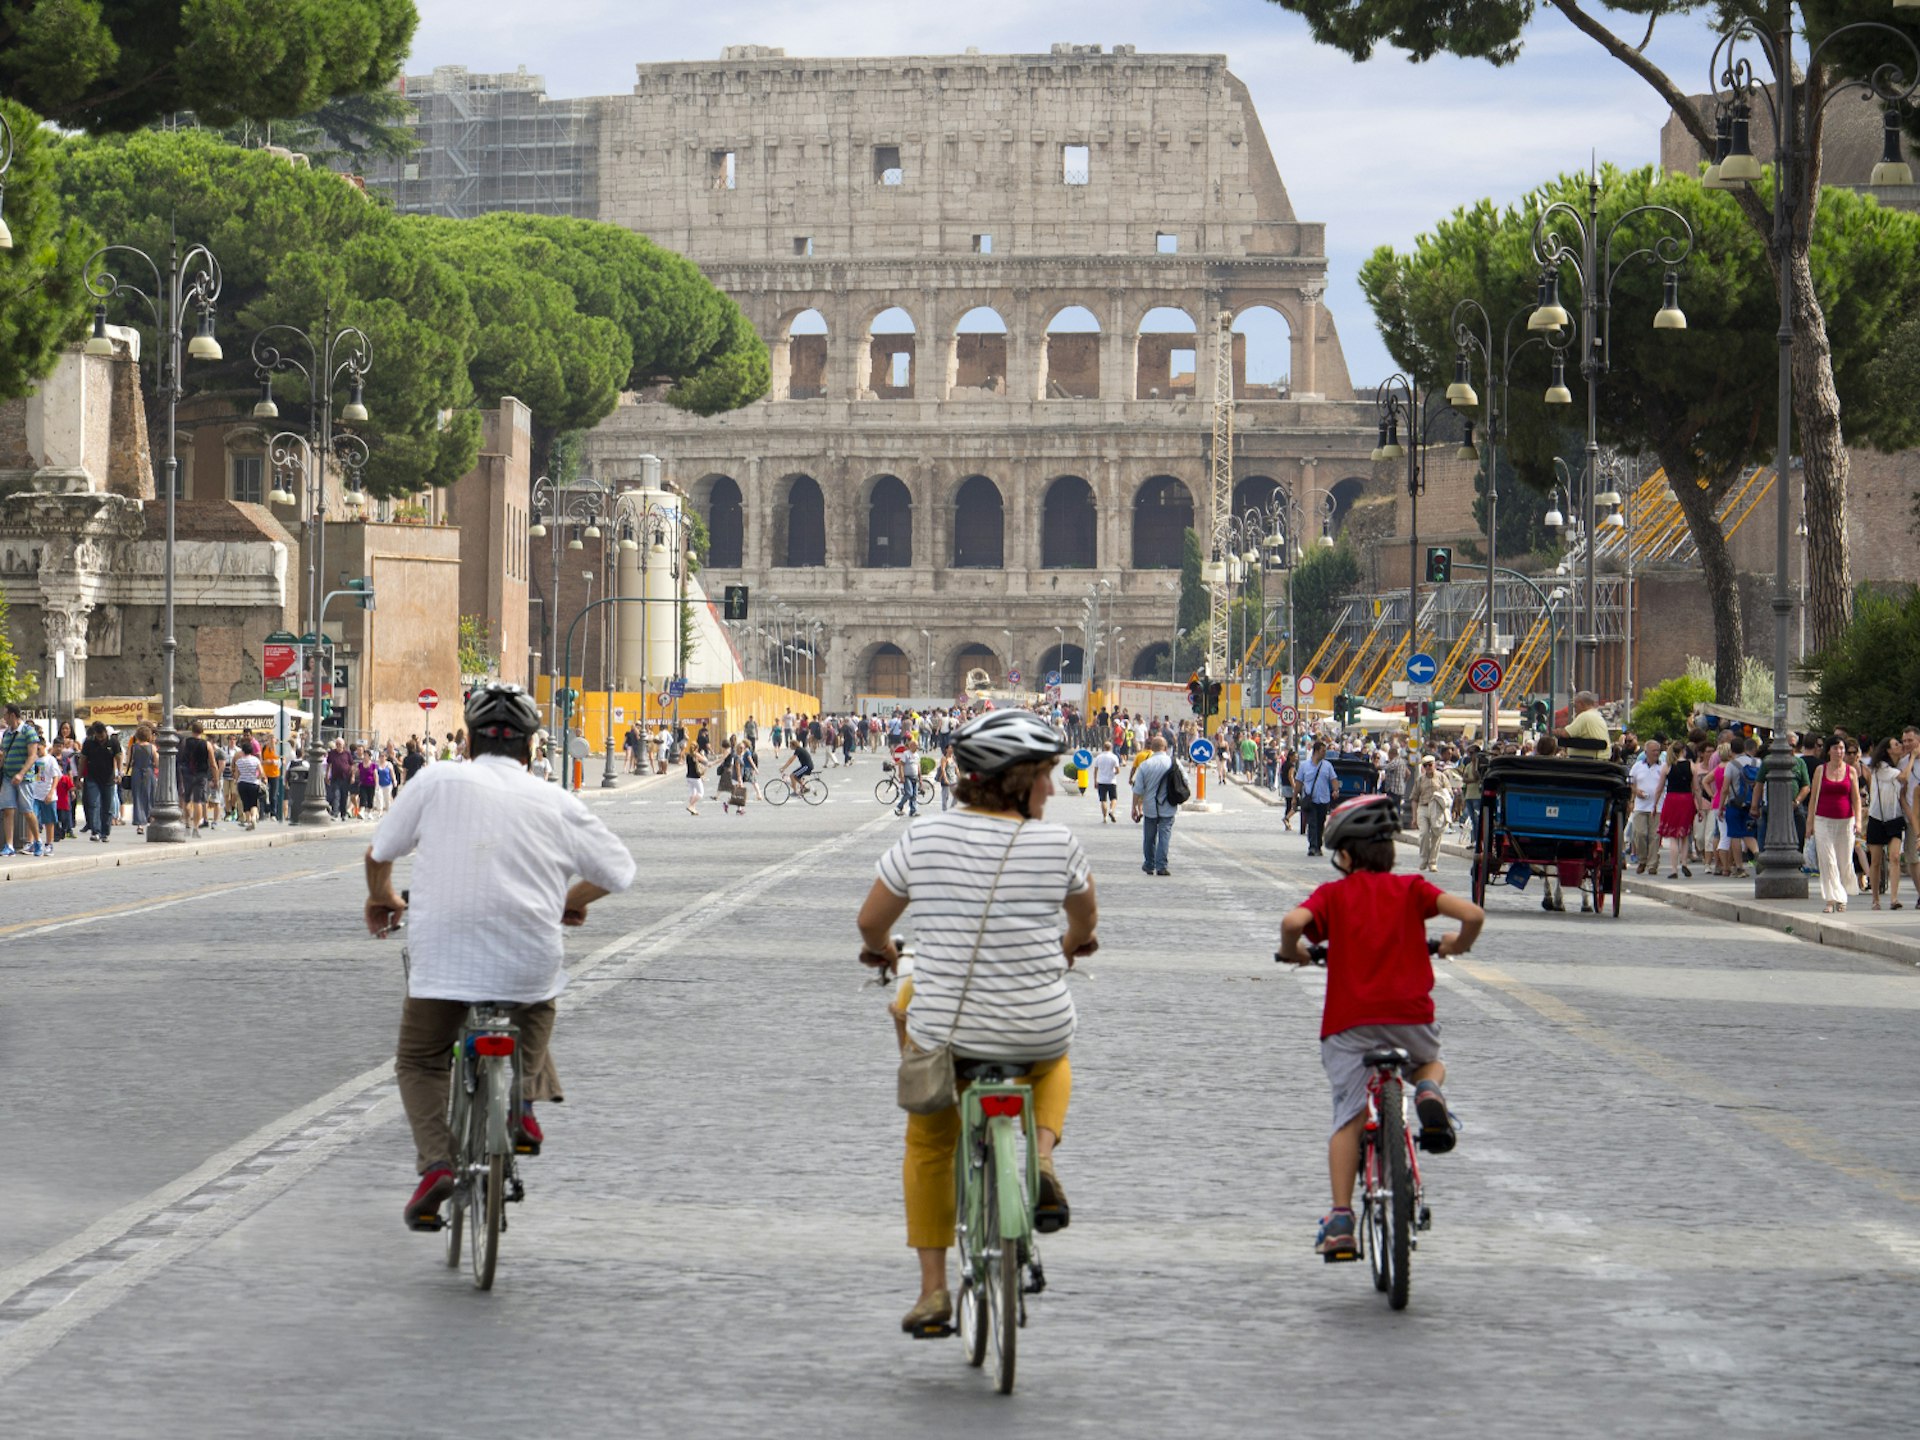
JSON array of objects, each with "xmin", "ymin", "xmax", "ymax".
[{"xmin": 1277, "ymin": 936, "xmax": 1445, "ymax": 967}]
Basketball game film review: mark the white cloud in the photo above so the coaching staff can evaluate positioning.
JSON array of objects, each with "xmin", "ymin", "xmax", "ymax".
[{"xmin": 404, "ymin": 0, "xmax": 1729, "ymax": 381}]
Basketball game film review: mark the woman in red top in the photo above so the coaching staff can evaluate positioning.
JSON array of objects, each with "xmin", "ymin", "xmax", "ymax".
[
  {"xmin": 1657, "ymin": 740, "xmax": 1700, "ymax": 878},
  {"xmin": 1795, "ymin": 736, "xmax": 1863, "ymax": 913}
]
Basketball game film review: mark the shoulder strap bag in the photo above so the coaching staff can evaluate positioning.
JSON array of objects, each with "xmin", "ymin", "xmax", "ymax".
[{"xmin": 897, "ymin": 821, "xmax": 1025, "ymax": 1115}]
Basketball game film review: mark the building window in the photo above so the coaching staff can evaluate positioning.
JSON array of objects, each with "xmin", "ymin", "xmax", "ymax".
[
  {"xmin": 793, "ymin": 236, "xmax": 813, "ymax": 256},
  {"xmin": 1063, "ymin": 143, "xmax": 1090, "ymax": 185},
  {"xmin": 709, "ymin": 149, "xmax": 736, "ymax": 190},
  {"xmin": 1156, "ymin": 231, "xmax": 1178, "ymax": 254},
  {"xmin": 874, "ymin": 144, "xmax": 903, "ymax": 185},
  {"xmin": 972, "ymin": 233, "xmax": 992, "ymax": 254},
  {"xmin": 231, "ymin": 453, "xmax": 264, "ymax": 504}
]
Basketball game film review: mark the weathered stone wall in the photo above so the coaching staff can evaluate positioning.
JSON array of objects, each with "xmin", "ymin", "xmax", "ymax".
[
  {"xmin": 445, "ymin": 398, "xmax": 534, "ymax": 686},
  {"xmin": 323, "ymin": 521, "xmax": 463, "ymax": 742}
]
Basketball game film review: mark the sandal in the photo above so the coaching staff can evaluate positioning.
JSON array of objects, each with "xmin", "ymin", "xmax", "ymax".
[{"xmin": 901, "ymin": 1288, "xmax": 953, "ymax": 1335}]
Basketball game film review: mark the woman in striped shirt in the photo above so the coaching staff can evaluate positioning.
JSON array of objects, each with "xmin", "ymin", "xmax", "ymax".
[{"xmin": 857, "ymin": 710, "xmax": 1099, "ymax": 1335}]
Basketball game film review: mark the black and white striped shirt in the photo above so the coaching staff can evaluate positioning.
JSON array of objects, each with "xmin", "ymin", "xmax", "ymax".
[{"xmin": 877, "ymin": 812, "xmax": 1089, "ymax": 1063}]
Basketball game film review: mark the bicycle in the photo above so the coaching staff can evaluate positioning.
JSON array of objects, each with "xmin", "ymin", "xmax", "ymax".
[
  {"xmin": 863, "ymin": 939, "xmax": 1051, "ymax": 1395},
  {"xmin": 873, "ymin": 775, "xmax": 934, "ymax": 808},
  {"xmin": 1278, "ymin": 937, "xmax": 1445, "ymax": 1312},
  {"xmin": 764, "ymin": 772, "xmax": 828, "ymax": 806},
  {"xmin": 381, "ymin": 892, "xmax": 528, "ymax": 1292}
]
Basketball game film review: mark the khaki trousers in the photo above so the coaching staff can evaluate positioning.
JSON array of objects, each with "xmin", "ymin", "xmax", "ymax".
[
  {"xmin": 395, "ymin": 996, "xmax": 561, "ymax": 1175},
  {"xmin": 1629, "ymin": 809, "xmax": 1657, "ymax": 866}
]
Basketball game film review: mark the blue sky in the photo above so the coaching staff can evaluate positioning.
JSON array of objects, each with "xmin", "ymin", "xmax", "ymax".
[{"xmin": 406, "ymin": 0, "xmax": 1725, "ymax": 386}]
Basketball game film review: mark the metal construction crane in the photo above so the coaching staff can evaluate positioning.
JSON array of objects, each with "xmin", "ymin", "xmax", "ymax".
[{"xmin": 1204, "ymin": 309, "xmax": 1234, "ymax": 692}]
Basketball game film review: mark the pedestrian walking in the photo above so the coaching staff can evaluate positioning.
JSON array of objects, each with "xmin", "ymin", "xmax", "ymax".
[
  {"xmin": 1657, "ymin": 740, "xmax": 1700, "ymax": 878},
  {"xmin": 234, "ymin": 740, "xmax": 265, "ymax": 829},
  {"xmin": 80, "ymin": 722, "xmax": 122, "ymax": 844},
  {"xmin": 1863, "ymin": 738, "xmax": 1908, "ymax": 909},
  {"xmin": 24, "ymin": 742, "xmax": 60, "ymax": 856},
  {"xmin": 1414, "ymin": 755, "xmax": 1449, "ymax": 870},
  {"xmin": 684, "ymin": 737, "xmax": 708, "ymax": 815},
  {"xmin": 935, "ymin": 742, "xmax": 960, "ymax": 812},
  {"xmin": 1296, "ymin": 741, "xmax": 1337, "ymax": 857},
  {"xmin": 1797, "ymin": 736, "xmax": 1864, "ymax": 914},
  {"xmin": 1130, "ymin": 734, "xmax": 1179, "ymax": 876},
  {"xmin": 0, "ymin": 704, "xmax": 43, "ymax": 856},
  {"xmin": 125, "ymin": 725, "xmax": 157, "ymax": 833},
  {"xmin": 1627, "ymin": 738, "xmax": 1664, "ymax": 872}
]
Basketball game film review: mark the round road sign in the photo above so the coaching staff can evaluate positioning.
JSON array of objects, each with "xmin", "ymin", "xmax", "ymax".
[
  {"xmin": 1007, "ymin": 667, "xmax": 1021, "ymax": 685},
  {"xmin": 1189, "ymin": 738, "xmax": 1215, "ymax": 764},
  {"xmin": 1281, "ymin": 705, "xmax": 1298, "ymax": 725},
  {"xmin": 1297, "ymin": 674, "xmax": 1316, "ymax": 696},
  {"xmin": 1045, "ymin": 669, "xmax": 1062, "ymax": 687},
  {"xmin": 418, "ymin": 688, "xmax": 439, "ymax": 710},
  {"xmin": 1073, "ymin": 748, "xmax": 1094, "ymax": 770},
  {"xmin": 1467, "ymin": 656, "xmax": 1505, "ymax": 694},
  {"xmin": 1268, "ymin": 696, "xmax": 1286, "ymax": 715}
]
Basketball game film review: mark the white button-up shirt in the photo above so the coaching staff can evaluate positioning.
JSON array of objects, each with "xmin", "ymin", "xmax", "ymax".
[{"xmin": 370, "ymin": 755, "xmax": 637, "ymax": 1003}]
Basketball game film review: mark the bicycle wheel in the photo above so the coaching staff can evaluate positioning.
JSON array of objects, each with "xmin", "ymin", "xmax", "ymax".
[
  {"xmin": 917, "ymin": 778, "xmax": 934, "ymax": 806},
  {"xmin": 957, "ymin": 1151, "xmax": 988, "ymax": 1367},
  {"xmin": 982, "ymin": 1164, "xmax": 1018, "ymax": 1394},
  {"xmin": 1364, "ymin": 1142, "xmax": 1389, "ymax": 1293},
  {"xmin": 874, "ymin": 778, "xmax": 897, "ymax": 805},
  {"xmin": 764, "ymin": 779, "xmax": 791, "ymax": 806},
  {"xmin": 801, "ymin": 777, "xmax": 827, "ymax": 806},
  {"xmin": 470, "ymin": 1150, "xmax": 503, "ymax": 1291},
  {"xmin": 443, "ymin": 1070, "xmax": 467, "ymax": 1268},
  {"xmin": 1380, "ymin": 1076, "xmax": 1412, "ymax": 1310}
]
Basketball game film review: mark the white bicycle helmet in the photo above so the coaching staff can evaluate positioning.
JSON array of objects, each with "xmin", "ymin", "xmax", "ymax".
[
  {"xmin": 464, "ymin": 682, "xmax": 542, "ymax": 740},
  {"xmin": 951, "ymin": 709, "xmax": 1067, "ymax": 778}
]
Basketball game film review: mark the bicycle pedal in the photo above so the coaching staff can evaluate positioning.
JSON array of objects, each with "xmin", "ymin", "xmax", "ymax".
[
  {"xmin": 507, "ymin": 1178, "xmax": 526, "ymax": 1204},
  {"xmin": 907, "ymin": 1323, "xmax": 955, "ymax": 1341},
  {"xmin": 1321, "ymin": 1249, "xmax": 1359, "ymax": 1264},
  {"xmin": 408, "ymin": 1216, "xmax": 445, "ymax": 1233},
  {"xmin": 1023, "ymin": 1263, "xmax": 1047, "ymax": 1296},
  {"xmin": 1417, "ymin": 1131, "xmax": 1457, "ymax": 1155},
  {"xmin": 1417, "ymin": 1206, "xmax": 1432, "ymax": 1232}
]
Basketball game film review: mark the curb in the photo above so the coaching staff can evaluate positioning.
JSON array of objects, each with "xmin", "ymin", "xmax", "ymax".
[{"xmin": 0, "ymin": 818, "xmax": 376, "ymax": 884}]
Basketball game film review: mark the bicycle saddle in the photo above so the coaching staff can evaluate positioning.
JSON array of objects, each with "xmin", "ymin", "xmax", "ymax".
[
  {"xmin": 1362, "ymin": 1047, "xmax": 1411, "ymax": 1070},
  {"xmin": 955, "ymin": 1059, "xmax": 1024, "ymax": 1083}
]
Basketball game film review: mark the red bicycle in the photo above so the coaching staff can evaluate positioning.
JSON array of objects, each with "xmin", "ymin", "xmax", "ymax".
[{"xmin": 1281, "ymin": 938, "xmax": 1443, "ymax": 1310}]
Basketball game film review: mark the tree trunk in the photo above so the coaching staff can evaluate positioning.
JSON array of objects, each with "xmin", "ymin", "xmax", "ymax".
[
  {"xmin": 1659, "ymin": 452, "xmax": 1746, "ymax": 703},
  {"xmin": 1787, "ymin": 245, "xmax": 1852, "ymax": 651}
]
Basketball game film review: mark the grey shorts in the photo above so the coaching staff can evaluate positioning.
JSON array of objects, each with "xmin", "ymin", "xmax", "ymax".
[
  {"xmin": 1321, "ymin": 1023, "xmax": 1443, "ymax": 1135},
  {"xmin": 0, "ymin": 778, "xmax": 25, "ymax": 811}
]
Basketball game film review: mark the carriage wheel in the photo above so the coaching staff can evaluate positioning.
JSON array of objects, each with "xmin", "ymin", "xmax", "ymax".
[
  {"xmin": 1610, "ymin": 812, "xmax": 1625, "ymax": 916},
  {"xmin": 1471, "ymin": 806, "xmax": 1489, "ymax": 907}
]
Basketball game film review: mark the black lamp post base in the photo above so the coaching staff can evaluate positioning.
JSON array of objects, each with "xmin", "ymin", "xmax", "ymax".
[
  {"xmin": 145, "ymin": 804, "xmax": 189, "ymax": 843},
  {"xmin": 1754, "ymin": 738, "xmax": 1809, "ymax": 900}
]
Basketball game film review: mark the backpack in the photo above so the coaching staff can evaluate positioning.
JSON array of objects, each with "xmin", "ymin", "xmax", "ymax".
[
  {"xmin": 1729, "ymin": 757, "xmax": 1759, "ymax": 810},
  {"xmin": 1159, "ymin": 757, "xmax": 1192, "ymax": 808}
]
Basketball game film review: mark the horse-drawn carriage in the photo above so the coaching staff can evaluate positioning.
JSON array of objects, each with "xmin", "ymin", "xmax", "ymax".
[
  {"xmin": 1470, "ymin": 755, "xmax": 1633, "ymax": 915},
  {"xmin": 1329, "ymin": 753, "xmax": 1379, "ymax": 800}
]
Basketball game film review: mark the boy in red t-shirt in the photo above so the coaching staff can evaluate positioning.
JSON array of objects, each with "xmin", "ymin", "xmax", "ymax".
[{"xmin": 1279, "ymin": 793, "xmax": 1484, "ymax": 1258}]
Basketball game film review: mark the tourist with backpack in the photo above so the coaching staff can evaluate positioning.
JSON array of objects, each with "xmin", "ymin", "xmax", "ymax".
[
  {"xmin": 1130, "ymin": 734, "xmax": 1186, "ymax": 876},
  {"xmin": 1723, "ymin": 736, "xmax": 1764, "ymax": 875}
]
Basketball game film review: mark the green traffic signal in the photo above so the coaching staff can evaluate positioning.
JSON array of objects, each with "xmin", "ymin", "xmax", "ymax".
[{"xmin": 1425, "ymin": 546, "xmax": 1453, "ymax": 585}]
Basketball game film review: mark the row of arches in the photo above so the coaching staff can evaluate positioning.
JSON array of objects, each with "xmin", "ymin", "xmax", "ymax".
[
  {"xmin": 774, "ymin": 302, "xmax": 1293, "ymax": 403},
  {"xmin": 700, "ymin": 471, "xmax": 1363, "ymax": 572},
  {"xmin": 852, "ymin": 638, "xmax": 1197, "ymax": 697}
]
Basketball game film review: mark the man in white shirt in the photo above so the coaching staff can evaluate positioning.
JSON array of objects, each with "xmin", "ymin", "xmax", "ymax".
[
  {"xmin": 1627, "ymin": 738, "xmax": 1667, "ymax": 873},
  {"xmin": 1089, "ymin": 740, "xmax": 1123, "ymax": 823},
  {"xmin": 364, "ymin": 683, "xmax": 636, "ymax": 1231}
]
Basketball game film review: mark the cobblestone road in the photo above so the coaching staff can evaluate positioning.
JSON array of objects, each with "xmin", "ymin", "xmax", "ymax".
[{"xmin": 3, "ymin": 758, "xmax": 1917, "ymax": 1437}]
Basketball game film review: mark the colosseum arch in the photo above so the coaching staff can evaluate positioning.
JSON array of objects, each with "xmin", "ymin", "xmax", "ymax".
[
  {"xmin": 1232, "ymin": 475, "xmax": 1284, "ymax": 521},
  {"xmin": 1041, "ymin": 475, "xmax": 1097, "ymax": 569},
  {"xmin": 1041, "ymin": 305, "xmax": 1101, "ymax": 400},
  {"xmin": 947, "ymin": 641, "xmax": 1002, "ymax": 694},
  {"xmin": 691, "ymin": 474, "xmax": 745, "ymax": 568},
  {"xmin": 1131, "ymin": 640, "xmax": 1174, "ymax": 681},
  {"xmin": 1036, "ymin": 641, "xmax": 1087, "ymax": 686},
  {"xmin": 864, "ymin": 306, "xmax": 918, "ymax": 399},
  {"xmin": 1135, "ymin": 306, "xmax": 1198, "ymax": 400},
  {"xmin": 952, "ymin": 475, "xmax": 1004, "ymax": 569},
  {"xmin": 775, "ymin": 308, "xmax": 829, "ymax": 401},
  {"xmin": 776, "ymin": 473, "xmax": 827, "ymax": 567},
  {"xmin": 864, "ymin": 474, "xmax": 914, "ymax": 568},
  {"xmin": 950, "ymin": 306, "xmax": 1009, "ymax": 396},
  {"xmin": 1132, "ymin": 475, "xmax": 1194, "ymax": 569},
  {"xmin": 865, "ymin": 642, "xmax": 911, "ymax": 698},
  {"xmin": 1328, "ymin": 474, "xmax": 1368, "ymax": 537},
  {"xmin": 1231, "ymin": 305, "xmax": 1293, "ymax": 400}
]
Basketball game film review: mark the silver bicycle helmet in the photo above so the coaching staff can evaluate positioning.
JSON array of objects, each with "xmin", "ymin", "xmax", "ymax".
[
  {"xmin": 951, "ymin": 708, "xmax": 1067, "ymax": 777},
  {"xmin": 464, "ymin": 682, "xmax": 542, "ymax": 740},
  {"xmin": 1321, "ymin": 792, "xmax": 1399, "ymax": 855}
]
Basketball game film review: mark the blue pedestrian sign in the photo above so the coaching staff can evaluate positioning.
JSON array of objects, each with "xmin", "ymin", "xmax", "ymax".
[
  {"xmin": 1045, "ymin": 669, "xmax": 1062, "ymax": 687},
  {"xmin": 1406, "ymin": 651, "xmax": 1438, "ymax": 685},
  {"xmin": 1189, "ymin": 738, "xmax": 1215, "ymax": 764},
  {"xmin": 1073, "ymin": 748, "xmax": 1094, "ymax": 770},
  {"xmin": 667, "ymin": 676, "xmax": 688, "ymax": 699}
]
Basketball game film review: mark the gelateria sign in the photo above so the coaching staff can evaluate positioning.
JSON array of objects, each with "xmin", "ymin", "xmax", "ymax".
[{"xmin": 75, "ymin": 696, "xmax": 160, "ymax": 725}]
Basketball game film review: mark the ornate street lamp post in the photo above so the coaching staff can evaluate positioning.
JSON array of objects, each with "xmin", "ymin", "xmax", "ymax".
[
  {"xmin": 528, "ymin": 474, "xmax": 611, "ymax": 777},
  {"xmin": 84, "ymin": 235, "xmax": 224, "ymax": 843},
  {"xmin": 252, "ymin": 306, "xmax": 372, "ymax": 823}
]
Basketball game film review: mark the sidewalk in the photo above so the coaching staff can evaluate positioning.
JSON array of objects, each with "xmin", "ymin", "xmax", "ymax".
[
  {"xmin": 0, "ymin": 769, "xmax": 670, "ymax": 886},
  {"xmin": 1224, "ymin": 774, "xmax": 1920, "ymax": 968}
]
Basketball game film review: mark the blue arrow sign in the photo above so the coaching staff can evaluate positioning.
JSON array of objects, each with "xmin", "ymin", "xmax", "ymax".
[
  {"xmin": 1406, "ymin": 651, "xmax": 1438, "ymax": 685},
  {"xmin": 1073, "ymin": 748, "xmax": 1093, "ymax": 769},
  {"xmin": 1045, "ymin": 669, "xmax": 1061, "ymax": 687},
  {"xmin": 668, "ymin": 677, "xmax": 688, "ymax": 698},
  {"xmin": 1189, "ymin": 738, "xmax": 1215, "ymax": 764}
]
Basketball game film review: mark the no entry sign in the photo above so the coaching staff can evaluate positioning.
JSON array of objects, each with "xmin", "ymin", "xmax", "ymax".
[
  {"xmin": 418, "ymin": 688, "xmax": 439, "ymax": 711},
  {"xmin": 1467, "ymin": 657, "xmax": 1504, "ymax": 694}
]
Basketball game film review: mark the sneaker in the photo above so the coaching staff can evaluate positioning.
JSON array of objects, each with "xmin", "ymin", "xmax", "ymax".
[
  {"xmin": 1, "ymin": 847, "xmax": 14, "ymax": 857},
  {"xmin": 513, "ymin": 1105, "xmax": 543, "ymax": 1156},
  {"xmin": 404, "ymin": 1165, "xmax": 455, "ymax": 1230},
  {"xmin": 1036, "ymin": 1154, "xmax": 1070, "ymax": 1233},
  {"xmin": 900, "ymin": 1288, "xmax": 953, "ymax": 1335},
  {"xmin": 30, "ymin": 841, "xmax": 42, "ymax": 857},
  {"xmin": 1315, "ymin": 1208, "xmax": 1358, "ymax": 1257},
  {"xmin": 1414, "ymin": 1081, "xmax": 1456, "ymax": 1153}
]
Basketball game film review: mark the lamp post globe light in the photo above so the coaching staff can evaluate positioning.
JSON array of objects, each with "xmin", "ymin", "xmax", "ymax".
[
  {"xmin": 251, "ymin": 306, "xmax": 373, "ymax": 824},
  {"xmin": 1708, "ymin": 17, "xmax": 1919, "ymax": 901},
  {"xmin": 1527, "ymin": 163, "xmax": 1693, "ymax": 698},
  {"xmin": 528, "ymin": 472, "xmax": 616, "ymax": 774},
  {"xmin": 84, "ymin": 234, "xmax": 224, "ymax": 843}
]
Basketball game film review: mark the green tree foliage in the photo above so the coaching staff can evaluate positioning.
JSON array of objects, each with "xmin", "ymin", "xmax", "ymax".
[
  {"xmin": 1290, "ymin": 539, "xmax": 1363, "ymax": 666},
  {"xmin": 1630, "ymin": 673, "xmax": 1717, "ymax": 739},
  {"xmin": 1178, "ymin": 529, "xmax": 1208, "ymax": 638},
  {"xmin": 1804, "ymin": 585, "xmax": 1920, "ymax": 739},
  {"xmin": 1269, "ymin": 0, "xmax": 1920, "ymax": 649},
  {"xmin": 216, "ymin": 89, "xmax": 421, "ymax": 168},
  {"xmin": 0, "ymin": 1, "xmax": 416, "ymax": 134},
  {"xmin": 1359, "ymin": 164, "xmax": 1920, "ymax": 699},
  {"xmin": 0, "ymin": 585, "xmax": 37, "ymax": 702},
  {"xmin": 0, "ymin": 99, "xmax": 95, "ymax": 402},
  {"xmin": 53, "ymin": 128, "xmax": 482, "ymax": 497},
  {"xmin": 457, "ymin": 614, "xmax": 497, "ymax": 678}
]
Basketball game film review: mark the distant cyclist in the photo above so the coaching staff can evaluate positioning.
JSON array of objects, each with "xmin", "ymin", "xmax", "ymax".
[
  {"xmin": 781, "ymin": 736, "xmax": 815, "ymax": 796},
  {"xmin": 857, "ymin": 709, "xmax": 1097, "ymax": 1334},
  {"xmin": 364, "ymin": 683, "xmax": 636, "ymax": 1231}
]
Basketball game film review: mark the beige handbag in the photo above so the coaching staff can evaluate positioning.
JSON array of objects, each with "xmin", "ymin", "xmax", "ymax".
[{"xmin": 896, "ymin": 822, "xmax": 1024, "ymax": 1115}]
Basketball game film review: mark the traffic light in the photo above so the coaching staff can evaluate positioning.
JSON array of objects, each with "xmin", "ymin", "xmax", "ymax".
[
  {"xmin": 723, "ymin": 584, "xmax": 750, "ymax": 621},
  {"xmin": 1187, "ymin": 677, "xmax": 1203, "ymax": 715},
  {"xmin": 1334, "ymin": 692, "xmax": 1350, "ymax": 726},
  {"xmin": 1527, "ymin": 698, "xmax": 1549, "ymax": 729},
  {"xmin": 1205, "ymin": 680, "xmax": 1223, "ymax": 718},
  {"xmin": 345, "ymin": 576, "xmax": 375, "ymax": 611},
  {"xmin": 1425, "ymin": 546, "xmax": 1453, "ymax": 584}
]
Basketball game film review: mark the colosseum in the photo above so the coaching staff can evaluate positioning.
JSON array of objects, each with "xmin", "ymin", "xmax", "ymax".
[{"xmin": 566, "ymin": 43, "xmax": 1380, "ymax": 709}]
